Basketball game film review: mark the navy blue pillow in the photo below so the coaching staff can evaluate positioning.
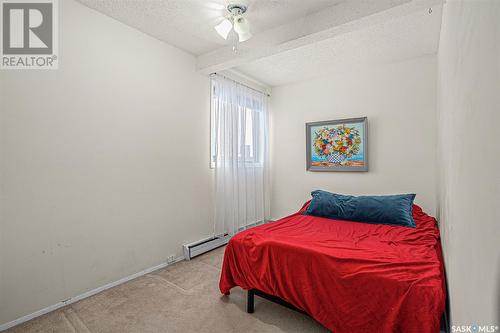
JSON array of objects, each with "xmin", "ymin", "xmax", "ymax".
[{"xmin": 304, "ymin": 190, "xmax": 416, "ymax": 228}]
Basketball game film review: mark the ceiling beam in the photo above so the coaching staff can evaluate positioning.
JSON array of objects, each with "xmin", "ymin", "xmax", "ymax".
[{"xmin": 196, "ymin": 0, "xmax": 444, "ymax": 74}]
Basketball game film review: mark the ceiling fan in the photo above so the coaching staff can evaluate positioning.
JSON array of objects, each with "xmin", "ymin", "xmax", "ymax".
[{"xmin": 214, "ymin": 1, "xmax": 252, "ymax": 43}]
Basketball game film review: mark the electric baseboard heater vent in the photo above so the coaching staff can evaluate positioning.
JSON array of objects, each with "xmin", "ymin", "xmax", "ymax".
[
  {"xmin": 183, "ymin": 220, "xmax": 268, "ymax": 260},
  {"xmin": 183, "ymin": 234, "xmax": 230, "ymax": 260}
]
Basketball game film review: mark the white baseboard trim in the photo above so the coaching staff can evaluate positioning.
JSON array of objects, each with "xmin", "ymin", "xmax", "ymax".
[{"xmin": 0, "ymin": 255, "xmax": 185, "ymax": 332}]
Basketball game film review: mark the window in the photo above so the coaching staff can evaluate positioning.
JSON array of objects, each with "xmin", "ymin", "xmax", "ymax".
[{"xmin": 210, "ymin": 79, "xmax": 265, "ymax": 168}]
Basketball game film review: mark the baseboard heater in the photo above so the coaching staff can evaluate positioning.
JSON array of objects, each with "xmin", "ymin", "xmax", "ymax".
[
  {"xmin": 183, "ymin": 234, "xmax": 230, "ymax": 260},
  {"xmin": 183, "ymin": 220, "xmax": 267, "ymax": 260}
]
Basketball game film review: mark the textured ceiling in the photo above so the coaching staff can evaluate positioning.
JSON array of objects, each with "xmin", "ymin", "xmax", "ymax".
[
  {"xmin": 77, "ymin": 0, "xmax": 443, "ymax": 87},
  {"xmin": 77, "ymin": 0, "xmax": 343, "ymax": 55},
  {"xmin": 236, "ymin": 5, "xmax": 443, "ymax": 86}
]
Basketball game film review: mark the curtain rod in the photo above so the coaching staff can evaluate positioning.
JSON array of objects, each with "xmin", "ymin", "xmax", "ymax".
[{"xmin": 210, "ymin": 72, "xmax": 271, "ymax": 97}]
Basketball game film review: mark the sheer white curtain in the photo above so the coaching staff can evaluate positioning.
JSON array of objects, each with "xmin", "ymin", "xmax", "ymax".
[{"xmin": 211, "ymin": 74, "xmax": 270, "ymax": 237}]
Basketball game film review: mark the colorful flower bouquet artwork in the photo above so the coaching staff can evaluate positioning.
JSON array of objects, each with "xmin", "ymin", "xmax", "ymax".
[{"xmin": 306, "ymin": 117, "xmax": 368, "ymax": 171}]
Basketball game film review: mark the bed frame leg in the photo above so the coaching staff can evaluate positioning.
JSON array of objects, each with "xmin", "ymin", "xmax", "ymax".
[{"xmin": 247, "ymin": 289, "xmax": 255, "ymax": 313}]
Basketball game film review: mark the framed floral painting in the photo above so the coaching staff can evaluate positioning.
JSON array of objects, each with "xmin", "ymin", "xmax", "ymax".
[{"xmin": 306, "ymin": 117, "xmax": 368, "ymax": 172}]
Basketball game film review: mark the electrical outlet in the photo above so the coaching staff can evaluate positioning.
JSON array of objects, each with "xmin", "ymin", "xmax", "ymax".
[{"xmin": 167, "ymin": 255, "xmax": 175, "ymax": 264}]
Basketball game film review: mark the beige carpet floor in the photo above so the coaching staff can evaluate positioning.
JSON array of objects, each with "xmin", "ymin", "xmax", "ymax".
[{"xmin": 5, "ymin": 246, "xmax": 328, "ymax": 333}]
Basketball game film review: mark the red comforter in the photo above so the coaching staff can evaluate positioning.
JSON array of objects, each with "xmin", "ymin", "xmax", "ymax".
[{"xmin": 219, "ymin": 203, "xmax": 445, "ymax": 333}]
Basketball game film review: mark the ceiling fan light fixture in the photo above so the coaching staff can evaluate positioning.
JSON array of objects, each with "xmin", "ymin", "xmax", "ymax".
[
  {"xmin": 215, "ymin": 18, "xmax": 232, "ymax": 40},
  {"xmin": 237, "ymin": 31, "xmax": 252, "ymax": 42},
  {"xmin": 214, "ymin": 3, "xmax": 252, "ymax": 43},
  {"xmin": 233, "ymin": 15, "xmax": 249, "ymax": 34}
]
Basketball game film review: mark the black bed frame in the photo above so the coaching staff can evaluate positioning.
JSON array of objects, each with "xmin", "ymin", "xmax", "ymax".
[
  {"xmin": 247, "ymin": 289, "xmax": 306, "ymax": 315},
  {"xmin": 247, "ymin": 288, "xmax": 450, "ymax": 333}
]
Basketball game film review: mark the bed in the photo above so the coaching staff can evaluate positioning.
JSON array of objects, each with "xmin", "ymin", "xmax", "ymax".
[{"xmin": 219, "ymin": 202, "xmax": 446, "ymax": 333}]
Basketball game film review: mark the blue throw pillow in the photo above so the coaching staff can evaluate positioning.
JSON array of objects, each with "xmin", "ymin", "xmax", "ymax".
[{"xmin": 304, "ymin": 190, "xmax": 416, "ymax": 228}]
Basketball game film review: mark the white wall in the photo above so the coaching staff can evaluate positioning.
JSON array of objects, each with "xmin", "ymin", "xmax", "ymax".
[
  {"xmin": 0, "ymin": 0, "xmax": 212, "ymax": 325},
  {"xmin": 269, "ymin": 56, "xmax": 438, "ymax": 219},
  {"xmin": 437, "ymin": 0, "xmax": 500, "ymax": 327}
]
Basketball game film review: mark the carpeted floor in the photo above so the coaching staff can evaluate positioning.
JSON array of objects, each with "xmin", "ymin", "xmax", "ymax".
[{"xmin": 5, "ymin": 246, "xmax": 327, "ymax": 332}]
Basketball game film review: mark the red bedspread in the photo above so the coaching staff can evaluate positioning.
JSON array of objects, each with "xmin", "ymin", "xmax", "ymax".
[{"xmin": 219, "ymin": 203, "xmax": 445, "ymax": 333}]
